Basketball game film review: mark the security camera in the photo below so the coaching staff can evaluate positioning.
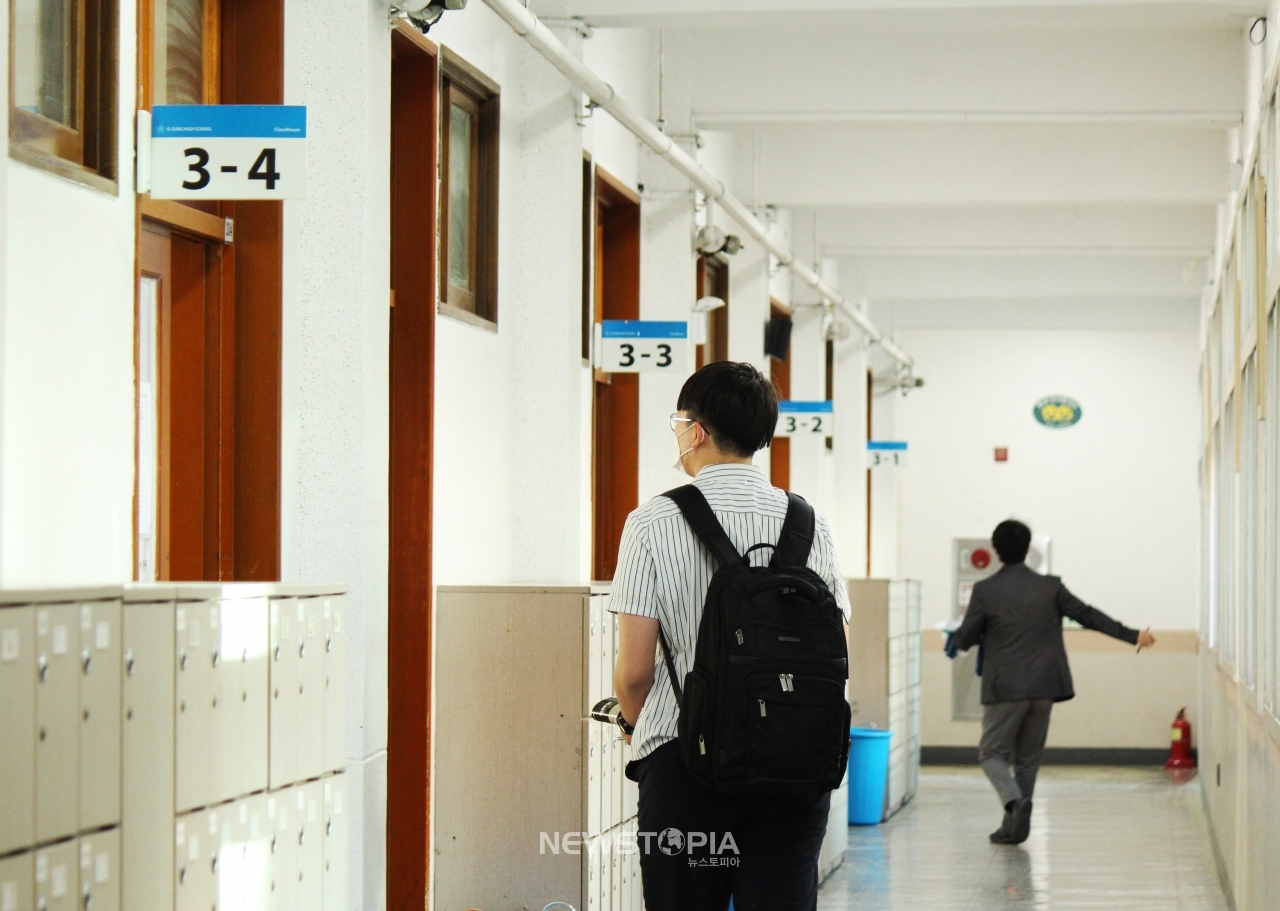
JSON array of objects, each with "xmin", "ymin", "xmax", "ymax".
[
  {"xmin": 694, "ymin": 225, "xmax": 743, "ymax": 257},
  {"xmin": 695, "ymin": 225, "xmax": 727, "ymax": 256},
  {"xmin": 396, "ymin": 0, "xmax": 465, "ymax": 32}
]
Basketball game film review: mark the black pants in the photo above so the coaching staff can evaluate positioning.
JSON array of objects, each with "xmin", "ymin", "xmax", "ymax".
[{"xmin": 629, "ymin": 741, "xmax": 831, "ymax": 911}]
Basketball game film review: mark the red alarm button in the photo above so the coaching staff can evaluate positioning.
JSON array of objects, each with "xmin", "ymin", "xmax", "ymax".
[{"xmin": 971, "ymin": 548, "xmax": 992, "ymax": 570}]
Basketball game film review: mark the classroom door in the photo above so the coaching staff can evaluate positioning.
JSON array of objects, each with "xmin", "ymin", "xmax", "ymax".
[
  {"xmin": 591, "ymin": 168, "xmax": 641, "ymax": 582},
  {"xmin": 388, "ymin": 23, "xmax": 437, "ymax": 911}
]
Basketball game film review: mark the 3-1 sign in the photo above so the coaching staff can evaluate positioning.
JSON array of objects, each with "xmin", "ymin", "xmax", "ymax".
[
  {"xmin": 595, "ymin": 321, "xmax": 688, "ymax": 373},
  {"xmin": 147, "ymin": 105, "xmax": 307, "ymax": 200},
  {"xmin": 775, "ymin": 401, "xmax": 833, "ymax": 437},
  {"xmin": 867, "ymin": 441, "xmax": 908, "ymax": 467}
]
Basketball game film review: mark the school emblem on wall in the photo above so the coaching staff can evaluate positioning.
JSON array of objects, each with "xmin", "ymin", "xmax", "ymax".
[{"xmin": 1033, "ymin": 396, "xmax": 1082, "ymax": 428}]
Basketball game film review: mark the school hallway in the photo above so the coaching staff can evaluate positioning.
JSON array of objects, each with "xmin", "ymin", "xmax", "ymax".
[{"xmin": 819, "ymin": 767, "xmax": 1229, "ymax": 911}]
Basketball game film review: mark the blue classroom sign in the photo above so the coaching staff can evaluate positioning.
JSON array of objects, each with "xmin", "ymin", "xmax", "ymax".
[
  {"xmin": 867, "ymin": 440, "xmax": 908, "ymax": 467},
  {"xmin": 776, "ymin": 401, "xmax": 834, "ymax": 437},
  {"xmin": 596, "ymin": 321, "xmax": 689, "ymax": 373},
  {"xmin": 148, "ymin": 105, "xmax": 308, "ymax": 200}
]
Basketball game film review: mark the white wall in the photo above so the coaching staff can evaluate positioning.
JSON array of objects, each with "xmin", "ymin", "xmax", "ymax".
[
  {"xmin": 894, "ymin": 326, "xmax": 1201, "ymax": 631},
  {"xmin": 2, "ymin": 4, "xmax": 137, "ymax": 587}
]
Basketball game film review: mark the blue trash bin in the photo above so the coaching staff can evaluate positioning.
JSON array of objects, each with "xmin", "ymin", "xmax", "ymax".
[{"xmin": 847, "ymin": 727, "xmax": 892, "ymax": 825}]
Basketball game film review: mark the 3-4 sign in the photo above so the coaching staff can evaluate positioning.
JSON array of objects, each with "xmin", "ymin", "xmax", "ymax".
[
  {"xmin": 595, "ymin": 321, "xmax": 688, "ymax": 373},
  {"xmin": 775, "ymin": 401, "xmax": 833, "ymax": 437},
  {"xmin": 146, "ymin": 105, "xmax": 307, "ymax": 200}
]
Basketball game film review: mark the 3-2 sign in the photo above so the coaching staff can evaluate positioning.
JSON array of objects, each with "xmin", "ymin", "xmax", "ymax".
[
  {"xmin": 595, "ymin": 321, "xmax": 688, "ymax": 373},
  {"xmin": 148, "ymin": 105, "xmax": 307, "ymax": 200},
  {"xmin": 775, "ymin": 401, "xmax": 833, "ymax": 438}
]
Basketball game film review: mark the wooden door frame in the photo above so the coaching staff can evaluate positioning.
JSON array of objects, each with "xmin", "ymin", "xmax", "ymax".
[
  {"xmin": 389, "ymin": 21, "xmax": 438, "ymax": 911},
  {"xmin": 591, "ymin": 167, "xmax": 641, "ymax": 582},
  {"xmin": 769, "ymin": 299, "xmax": 791, "ymax": 490}
]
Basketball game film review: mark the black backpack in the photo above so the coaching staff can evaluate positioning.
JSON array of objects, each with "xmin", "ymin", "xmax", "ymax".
[{"xmin": 657, "ymin": 485, "xmax": 851, "ymax": 802}]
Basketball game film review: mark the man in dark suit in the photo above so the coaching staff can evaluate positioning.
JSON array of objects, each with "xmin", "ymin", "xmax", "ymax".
[{"xmin": 953, "ymin": 519, "xmax": 1156, "ymax": 845}]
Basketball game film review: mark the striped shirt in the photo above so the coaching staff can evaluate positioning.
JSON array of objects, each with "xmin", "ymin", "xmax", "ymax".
[{"xmin": 610, "ymin": 462, "xmax": 851, "ymax": 761}]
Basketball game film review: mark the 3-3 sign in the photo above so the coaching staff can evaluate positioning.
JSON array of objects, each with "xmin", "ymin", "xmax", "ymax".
[
  {"xmin": 775, "ymin": 401, "xmax": 833, "ymax": 438},
  {"xmin": 596, "ymin": 321, "xmax": 689, "ymax": 373},
  {"xmin": 149, "ymin": 105, "xmax": 307, "ymax": 200}
]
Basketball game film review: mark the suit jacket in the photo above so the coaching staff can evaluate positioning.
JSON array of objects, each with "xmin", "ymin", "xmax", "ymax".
[{"xmin": 954, "ymin": 562, "xmax": 1139, "ymax": 704}]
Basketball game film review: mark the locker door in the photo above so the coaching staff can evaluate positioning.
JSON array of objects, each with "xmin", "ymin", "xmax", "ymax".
[
  {"xmin": 122, "ymin": 603, "xmax": 176, "ymax": 911},
  {"xmin": 295, "ymin": 600, "xmax": 325, "ymax": 783},
  {"xmin": 321, "ymin": 597, "xmax": 347, "ymax": 775},
  {"xmin": 0, "ymin": 606, "xmax": 36, "ymax": 855},
  {"xmin": 0, "ymin": 851, "xmax": 33, "ymax": 911},
  {"xmin": 601, "ymin": 610, "xmax": 616, "ymax": 834},
  {"xmin": 585, "ymin": 837, "xmax": 599, "ymax": 911},
  {"xmin": 79, "ymin": 601, "xmax": 122, "ymax": 831},
  {"xmin": 266, "ymin": 789, "xmax": 296, "ymax": 911},
  {"xmin": 295, "ymin": 782, "xmax": 323, "ymax": 911},
  {"xmin": 322, "ymin": 775, "xmax": 348, "ymax": 911},
  {"xmin": 34, "ymin": 840, "xmax": 78, "ymax": 911},
  {"xmin": 175, "ymin": 811, "xmax": 213, "ymax": 911},
  {"xmin": 218, "ymin": 796, "xmax": 270, "ymax": 911},
  {"xmin": 176, "ymin": 605, "xmax": 214, "ymax": 812},
  {"xmin": 209, "ymin": 601, "xmax": 241, "ymax": 804},
  {"xmin": 79, "ymin": 828, "xmax": 120, "ymax": 911},
  {"xmin": 222, "ymin": 597, "xmax": 269, "ymax": 797},
  {"xmin": 609, "ymin": 613, "xmax": 622, "ymax": 830},
  {"xmin": 35, "ymin": 605, "xmax": 80, "ymax": 842},
  {"xmin": 269, "ymin": 599, "xmax": 299, "ymax": 789},
  {"xmin": 587, "ymin": 596, "xmax": 603, "ymax": 837}
]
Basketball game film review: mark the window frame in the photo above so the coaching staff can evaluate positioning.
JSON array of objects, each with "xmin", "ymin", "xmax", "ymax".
[
  {"xmin": 438, "ymin": 47, "xmax": 500, "ymax": 329},
  {"xmin": 9, "ymin": 0, "xmax": 118, "ymax": 191}
]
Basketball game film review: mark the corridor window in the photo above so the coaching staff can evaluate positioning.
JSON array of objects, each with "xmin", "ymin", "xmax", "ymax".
[
  {"xmin": 439, "ymin": 49, "xmax": 499, "ymax": 327},
  {"xmin": 10, "ymin": 0, "xmax": 117, "ymax": 188},
  {"xmin": 151, "ymin": 0, "xmax": 214, "ymax": 106}
]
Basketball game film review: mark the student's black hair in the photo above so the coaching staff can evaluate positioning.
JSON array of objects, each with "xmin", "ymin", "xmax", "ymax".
[
  {"xmin": 992, "ymin": 520, "xmax": 1032, "ymax": 564},
  {"xmin": 676, "ymin": 361, "xmax": 778, "ymax": 458}
]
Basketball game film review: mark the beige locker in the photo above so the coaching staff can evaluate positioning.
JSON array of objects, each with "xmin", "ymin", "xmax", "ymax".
[
  {"xmin": 79, "ymin": 601, "xmax": 122, "ymax": 831},
  {"xmin": 121, "ymin": 601, "xmax": 176, "ymax": 911},
  {"xmin": 295, "ymin": 781, "xmax": 323, "ymax": 911},
  {"xmin": 78, "ymin": 828, "xmax": 119, "ymax": 911},
  {"xmin": 175, "ymin": 810, "xmax": 215, "ymax": 911},
  {"xmin": 608, "ymin": 612, "xmax": 621, "ymax": 832},
  {"xmin": 219, "ymin": 596, "xmax": 269, "ymax": 798},
  {"xmin": 609, "ymin": 842, "xmax": 621, "ymax": 911},
  {"xmin": 321, "ymin": 597, "xmax": 347, "ymax": 775},
  {"xmin": 322, "ymin": 775, "xmax": 348, "ymax": 911},
  {"xmin": 269, "ymin": 599, "xmax": 300, "ymax": 789},
  {"xmin": 266, "ymin": 788, "xmax": 297, "ymax": 911},
  {"xmin": 175, "ymin": 604, "xmax": 216, "ymax": 812},
  {"xmin": 34, "ymin": 840, "xmax": 77, "ymax": 911},
  {"xmin": 295, "ymin": 600, "xmax": 325, "ymax": 783},
  {"xmin": 0, "ymin": 851, "xmax": 33, "ymax": 911},
  {"xmin": 35, "ymin": 606, "xmax": 80, "ymax": 842},
  {"xmin": 0, "ymin": 606, "xmax": 36, "ymax": 855},
  {"xmin": 587, "ymin": 597, "xmax": 604, "ymax": 837},
  {"xmin": 585, "ymin": 837, "xmax": 599, "ymax": 911},
  {"xmin": 218, "ymin": 794, "xmax": 270, "ymax": 911}
]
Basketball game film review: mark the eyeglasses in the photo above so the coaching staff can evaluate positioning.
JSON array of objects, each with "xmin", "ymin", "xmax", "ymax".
[{"xmin": 670, "ymin": 414, "xmax": 696, "ymax": 435}]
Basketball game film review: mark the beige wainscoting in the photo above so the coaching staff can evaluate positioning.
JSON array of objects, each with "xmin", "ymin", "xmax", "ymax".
[{"xmin": 921, "ymin": 629, "xmax": 1199, "ymax": 749}]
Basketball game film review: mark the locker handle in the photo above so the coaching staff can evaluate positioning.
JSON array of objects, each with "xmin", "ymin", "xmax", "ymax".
[
  {"xmin": 38, "ymin": 653, "xmax": 48, "ymax": 681},
  {"xmin": 179, "ymin": 864, "xmax": 186, "ymax": 884},
  {"xmin": 179, "ymin": 650, "xmax": 187, "ymax": 671},
  {"xmin": 298, "ymin": 641, "xmax": 306, "ymax": 659},
  {"xmin": 81, "ymin": 648, "xmax": 92, "ymax": 674},
  {"xmin": 125, "ymin": 649, "xmax": 134, "ymax": 675},
  {"xmin": 211, "ymin": 649, "xmax": 220, "ymax": 668}
]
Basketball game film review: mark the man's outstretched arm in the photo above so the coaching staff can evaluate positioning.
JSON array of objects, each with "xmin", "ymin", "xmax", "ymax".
[{"xmin": 1056, "ymin": 584, "xmax": 1156, "ymax": 648}]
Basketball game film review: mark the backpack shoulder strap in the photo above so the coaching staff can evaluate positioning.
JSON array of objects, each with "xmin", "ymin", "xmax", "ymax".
[
  {"xmin": 771, "ymin": 492, "xmax": 816, "ymax": 569},
  {"xmin": 662, "ymin": 485, "xmax": 740, "ymax": 568}
]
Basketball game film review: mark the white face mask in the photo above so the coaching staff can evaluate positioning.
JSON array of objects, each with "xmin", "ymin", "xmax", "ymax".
[{"xmin": 673, "ymin": 423, "xmax": 699, "ymax": 474}]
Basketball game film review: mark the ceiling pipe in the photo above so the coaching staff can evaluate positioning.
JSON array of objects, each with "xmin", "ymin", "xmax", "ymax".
[{"xmin": 478, "ymin": 0, "xmax": 914, "ymax": 371}]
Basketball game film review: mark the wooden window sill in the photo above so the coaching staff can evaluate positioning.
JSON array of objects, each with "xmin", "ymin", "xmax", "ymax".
[
  {"xmin": 438, "ymin": 301, "xmax": 497, "ymax": 332},
  {"xmin": 9, "ymin": 143, "xmax": 119, "ymax": 196}
]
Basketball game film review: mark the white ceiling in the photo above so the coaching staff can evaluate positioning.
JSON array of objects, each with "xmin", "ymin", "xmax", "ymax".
[{"xmin": 567, "ymin": 1, "xmax": 1260, "ymax": 323}]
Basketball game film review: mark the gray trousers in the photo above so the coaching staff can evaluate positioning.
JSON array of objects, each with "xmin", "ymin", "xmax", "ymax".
[{"xmin": 978, "ymin": 699, "xmax": 1054, "ymax": 807}]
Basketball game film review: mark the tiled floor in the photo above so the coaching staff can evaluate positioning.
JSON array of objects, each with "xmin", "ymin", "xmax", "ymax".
[{"xmin": 817, "ymin": 767, "xmax": 1229, "ymax": 911}]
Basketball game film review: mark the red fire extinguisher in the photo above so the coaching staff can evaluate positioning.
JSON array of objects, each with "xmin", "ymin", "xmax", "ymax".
[{"xmin": 1165, "ymin": 708, "xmax": 1196, "ymax": 770}]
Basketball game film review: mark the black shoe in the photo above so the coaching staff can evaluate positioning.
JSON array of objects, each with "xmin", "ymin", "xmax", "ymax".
[
  {"xmin": 1011, "ymin": 798, "xmax": 1033, "ymax": 844},
  {"xmin": 989, "ymin": 809, "xmax": 1017, "ymax": 844}
]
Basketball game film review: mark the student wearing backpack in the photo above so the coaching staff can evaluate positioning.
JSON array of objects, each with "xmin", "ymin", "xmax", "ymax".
[{"xmin": 609, "ymin": 362, "xmax": 852, "ymax": 911}]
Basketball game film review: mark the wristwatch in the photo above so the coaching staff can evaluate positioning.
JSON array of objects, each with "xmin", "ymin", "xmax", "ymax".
[{"xmin": 616, "ymin": 713, "xmax": 635, "ymax": 736}]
